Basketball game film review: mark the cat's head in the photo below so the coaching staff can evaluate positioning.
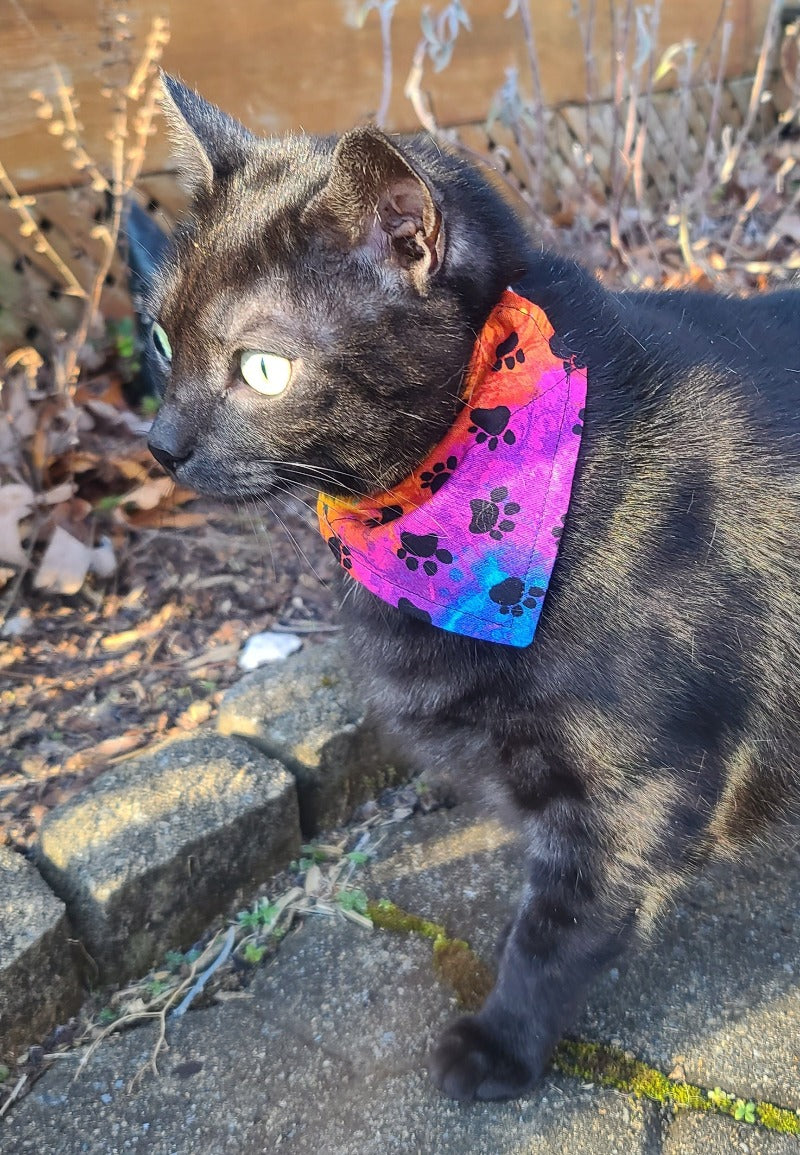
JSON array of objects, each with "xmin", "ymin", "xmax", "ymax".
[{"xmin": 146, "ymin": 75, "xmax": 531, "ymax": 500}]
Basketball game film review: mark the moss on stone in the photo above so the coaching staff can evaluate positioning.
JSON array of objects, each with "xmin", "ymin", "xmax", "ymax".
[
  {"xmin": 368, "ymin": 897, "xmax": 800, "ymax": 1137},
  {"xmin": 367, "ymin": 898, "xmax": 445, "ymax": 941},
  {"xmin": 554, "ymin": 1039, "xmax": 800, "ymax": 1133},
  {"xmin": 553, "ymin": 1040, "xmax": 707, "ymax": 1111},
  {"xmin": 756, "ymin": 1103, "xmax": 800, "ymax": 1135},
  {"xmin": 432, "ymin": 936, "xmax": 494, "ymax": 1011}
]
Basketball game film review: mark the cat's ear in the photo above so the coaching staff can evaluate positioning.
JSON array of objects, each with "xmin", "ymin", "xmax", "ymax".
[
  {"xmin": 159, "ymin": 73, "xmax": 254, "ymax": 195},
  {"xmin": 305, "ymin": 127, "xmax": 444, "ymax": 294}
]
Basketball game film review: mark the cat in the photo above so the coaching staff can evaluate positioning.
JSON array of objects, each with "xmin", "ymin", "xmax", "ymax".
[{"xmin": 146, "ymin": 74, "xmax": 800, "ymax": 1102}]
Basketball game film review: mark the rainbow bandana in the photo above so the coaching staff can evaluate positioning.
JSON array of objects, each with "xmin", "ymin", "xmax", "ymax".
[{"xmin": 317, "ymin": 289, "xmax": 587, "ymax": 647}]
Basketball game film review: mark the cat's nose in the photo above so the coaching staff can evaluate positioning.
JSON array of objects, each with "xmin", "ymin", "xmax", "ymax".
[{"xmin": 148, "ymin": 440, "xmax": 193, "ymax": 477}]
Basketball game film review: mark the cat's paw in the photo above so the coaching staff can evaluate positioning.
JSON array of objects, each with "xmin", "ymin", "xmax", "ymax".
[{"xmin": 428, "ymin": 1015, "xmax": 541, "ymax": 1102}]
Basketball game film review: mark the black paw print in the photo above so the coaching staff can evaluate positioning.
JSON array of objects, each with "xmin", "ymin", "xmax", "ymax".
[
  {"xmin": 489, "ymin": 576, "xmax": 545, "ymax": 617},
  {"xmin": 468, "ymin": 405, "xmax": 516, "ymax": 451},
  {"xmin": 548, "ymin": 333, "xmax": 587, "ymax": 375},
  {"xmin": 328, "ymin": 536, "xmax": 353, "ymax": 570},
  {"xmin": 491, "ymin": 331, "xmax": 526, "ymax": 372},
  {"xmin": 468, "ymin": 486, "xmax": 521, "ymax": 540},
  {"xmin": 364, "ymin": 503, "xmax": 403, "ymax": 528},
  {"xmin": 397, "ymin": 597, "xmax": 432, "ymax": 624},
  {"xmin": 551, "ymin": 513, "xmax": 566, "ymax": 540},
  {"xmin": 421, "ymin": 455, "xmax": 458, "ymax": 495},
  {"xmin": 572, "ymin": 406, "xmax": 585, "ymax": 436},
  {"xmin": 396, "ymin": 531, "xmax": 453, "ymax": 576}
]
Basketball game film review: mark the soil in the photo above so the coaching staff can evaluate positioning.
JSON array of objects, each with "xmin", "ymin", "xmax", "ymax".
[{"xmin": 0, "ymin": 489, "xmax": 338, "ymax": 852}]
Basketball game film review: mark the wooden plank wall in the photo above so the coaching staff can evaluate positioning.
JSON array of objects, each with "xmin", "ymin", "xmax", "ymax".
[
  {"xmin": 1, "ymin": 0, "xmax": 772, "ymax": 192},
  {"xmin": 0, "ymin": 1, "xmax": 777, "ymax": 350}
]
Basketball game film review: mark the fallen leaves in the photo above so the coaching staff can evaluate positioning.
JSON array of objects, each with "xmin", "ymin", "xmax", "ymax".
[
  {"xmin": 33, "ymin": 526, "xmax": 117, "ymax": 594},
  {"xmin": 62, "ymin": 729, "xmax": 149, "ymax": 775},
  {"xmin": 101, "ymin": 603, "xmax": 174, "ymax": 652},
  {"xmin": 0, "ymin": 483, "xmax": 35, "ymax": 565}
]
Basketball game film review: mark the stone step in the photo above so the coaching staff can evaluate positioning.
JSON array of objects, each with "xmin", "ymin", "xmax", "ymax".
[
  {"xmin": 217, "ymin": 639, "xmax": 405, "ymax": 834},
  {"xmin": 34, "ymin": 732, "xmax": 301, "ymax": 984},
  {"xmin": 0, "ymin": 846, "xmax": 82, "ymax": 1061}
]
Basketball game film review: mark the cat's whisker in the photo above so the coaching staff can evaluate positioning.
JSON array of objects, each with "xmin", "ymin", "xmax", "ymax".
[
  {"xmin": 238, "ymin": 496, "xmax": 278, "ymax": 585},
  {"xmin": 264, "ymin": 492, "xmax": 328, "ymax": 588}
]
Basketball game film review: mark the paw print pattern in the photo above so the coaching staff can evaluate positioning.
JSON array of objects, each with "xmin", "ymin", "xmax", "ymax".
[
  {"xmin": 548, "ymin": 333, "xmax": 588, "ymax": 374},
  {"xmin": 489, "ymin": 576, "xmax": 546, "ymax": 618},
  {"xmin": 572, "ymin": 406, "xmax": 586, "ymax": 436},
  {"xmin": 364, "ymin": 503, "xmax": 403, "ymax": 528},
  {"xmin": 397, "ymin": 531, "xmax": 453, "ymax": 576},
  {"xmin": 421, "ymin": 456, "xmax": 458, "ymax": 495},
  {"xmin": 491, "ymin": 331, "xmax": 526, "ymax": 372},
  {"xmin": 468, "ymin": 486, "xmax": 521, "ymax": 540},
  {"xmin": 328, "ymin": 536, "xmax": 353, "ymax": 570},
  {"xmin": 468, "ymin": 406, "xmax": 516, "ymax": 451},
  {"xmin": 551, "ymin": 513, "xmax": 566, "ymax": 540},
  {"xmin": 397, "ymin": 597, "xmax": 432, "ymax": 624}
]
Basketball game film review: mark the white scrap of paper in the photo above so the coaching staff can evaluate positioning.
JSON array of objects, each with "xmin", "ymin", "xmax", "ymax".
[{"xmin": 238, "ymin": 630, "xmax": 302, "ymax": 670}]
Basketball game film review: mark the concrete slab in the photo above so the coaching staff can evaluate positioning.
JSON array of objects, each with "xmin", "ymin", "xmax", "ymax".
[
  {"xmin": 1, "ymin": 918, "xmax": 659, "ymax": 1154},
  {"xmin": 218, "ymin": 639, "xmax": 404, "ymax": 834},
  {"xmin": 4, "ymin": 806, "xmax": 798, "ymax": 1150},
  {"xmin": 578, "ymin": 845, "xmax": 800, "ymax": 1111},
  {"xmin": 664, "ymin": 1110, "xmax": 800, "ymax": 1154},
  {"xmin": 35, "ymin": 732, "xmax": 301, "ymax": 983},
  {"xmin": 367, "ymin": 808, "xmax": 800, "ymax": 1111},
  {"xmin": 0, "ymin": 846, "xmax": 81, "ymax": 1060}
]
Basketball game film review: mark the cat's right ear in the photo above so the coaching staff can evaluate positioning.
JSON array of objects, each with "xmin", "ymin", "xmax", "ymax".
[
  {"xmin": 304, "ymin": 127, "xmax": 444, "ymax": 294},
  {"xmin": 159, "ymin": 74, "xmax": 253, "ymax": 195}
]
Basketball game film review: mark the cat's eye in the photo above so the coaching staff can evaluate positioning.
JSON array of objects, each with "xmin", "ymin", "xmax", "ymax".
[
  {"xmin": 240, "ymin": 351, "xmax": 292, "ymax": 397},
  {"xmin": 151, "ymin": 322, "xmax": 172, "ymax": 362}
]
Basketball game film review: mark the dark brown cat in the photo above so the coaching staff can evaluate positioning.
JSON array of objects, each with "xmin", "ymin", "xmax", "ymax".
[{"xmin": 147, "ymin": 75, "xmax": 800, "ymax": 1101}]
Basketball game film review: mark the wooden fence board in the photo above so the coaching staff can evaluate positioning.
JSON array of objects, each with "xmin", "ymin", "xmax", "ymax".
[{"xmin": 0, "ymin": 0, "xmax": 773, "ymax": 194}]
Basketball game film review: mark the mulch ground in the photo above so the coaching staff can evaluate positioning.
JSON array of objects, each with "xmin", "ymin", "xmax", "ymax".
[{"xmin": 1, "ymin": 491, "xmax": 337, "ymax": 852}]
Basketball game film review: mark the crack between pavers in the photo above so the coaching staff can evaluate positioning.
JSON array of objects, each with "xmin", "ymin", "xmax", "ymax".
[{"xmin": 366, "ymin": 898, "xmax": 800, "ymax": 1138}]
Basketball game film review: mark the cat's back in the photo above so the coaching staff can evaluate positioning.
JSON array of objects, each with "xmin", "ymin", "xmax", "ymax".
[{"xmin": 617, "ymin": 286, "xmax": 800, "ymax": 405}]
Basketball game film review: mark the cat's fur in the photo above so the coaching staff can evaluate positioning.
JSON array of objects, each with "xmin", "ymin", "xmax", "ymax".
[{"xmin": 148, "ymin": 76, "xmax": 800, "ymax": 1101}]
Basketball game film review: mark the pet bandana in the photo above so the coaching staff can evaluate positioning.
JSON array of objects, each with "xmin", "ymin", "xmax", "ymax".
[{"xmin": 317, "ymin": 289, "xmax": 587, "ymax": 647}]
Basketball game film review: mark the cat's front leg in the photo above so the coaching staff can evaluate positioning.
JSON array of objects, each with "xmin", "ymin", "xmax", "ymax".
[{"xmin": 428, "ymin": 797, "xmax": 639, "ymax": 1101}]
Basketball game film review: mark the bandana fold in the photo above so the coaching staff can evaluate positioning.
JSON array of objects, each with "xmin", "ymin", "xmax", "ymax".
[{"xmin": 317, "ymin": 290, "xmax": 587, "ymax": 647}]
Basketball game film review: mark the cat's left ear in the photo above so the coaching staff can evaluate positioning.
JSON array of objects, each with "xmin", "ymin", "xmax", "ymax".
[
  {"xmin": 159, "ymin": 73, "xmax": 254, "ymax": 195},
  {"xmin": 305, "ymin": 127, "xmax": 444, "ymax": 294}
]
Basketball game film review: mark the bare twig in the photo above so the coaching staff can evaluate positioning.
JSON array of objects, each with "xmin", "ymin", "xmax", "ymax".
[
  {"xmin": 719, "ymin": 0, "xmax": 782, "ymax": 184},
  {"xmin": 0, "ymin": 162, "xmax": 86, "ymax": 299},
  {"xmin": 404, "ymin": 42, "xmax": 439, "ymax": 135}
]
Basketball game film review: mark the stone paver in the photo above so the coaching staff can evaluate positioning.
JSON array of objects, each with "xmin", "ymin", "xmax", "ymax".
[
  {"xmin": 3, "ymin": 805, "xmax": 798, "ymax": 1151},
  {"xmin": 577, "ymin": 845, "xmax": 800, "ymax": 1111},
  {"xmin": 35, "ymin": 732, "xmax": 300, "ymax": 983},
  {"xmin": 664, "ymin": 1111, "xmax": 800, "ymax": 1153},
  {"xmin": 217, "ymin": 639, "xmax": 403, "ymax": 833},
  {"xmin": 369, "ymin": 808, "xmax": 800, "ymax": 1112},
  {"xmin": 0, "ymin": 847, "xmax": 81, "ymax": 1060},
  {"xmin": 1, "ymin": 918, "xmax": 658, "ymax": 1154}
]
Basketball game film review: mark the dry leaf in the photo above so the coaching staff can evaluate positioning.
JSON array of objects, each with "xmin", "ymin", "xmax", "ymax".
[
  {"xmin": 0, "ymin": 483, "xmax": 35, "ymax": 566},
  {"xmin": 101, "ymin": 603, "xmax": 174, "ymax": 651},
  {"xmin": 176, "ymin": 699, "xmax": 213, "ymax": 729},
  {"xmin": 766, "ymin": 211, "xmax": 800, "ymax": 251},
  {"xmin": 122, "ymin": 509, "xmax": 208, "ymax": 530},
  {"xmin": 63, "ymin": 729, "xmax": 147, "ymax": 773},
  {"xmin": 183, "ymin": 642, "xmax": 240, "ymax": 670},
  {"xmin": 304, "ymin": 864, "xmax": 323, "ymax": 897},
  {"xmin": 84, "ymin": 398, "xmax": 151, "ymax": 437},
  {"xmin": 120, "ymin": 476, "xmax": 175, "ymax": 511},
  {"xmin": 39, "ymin": 481, "xmax": 76, "ymax": 505},
  {"xmin": 33, "ymin": 526, "xmax": 91, "ymax": 593}
]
